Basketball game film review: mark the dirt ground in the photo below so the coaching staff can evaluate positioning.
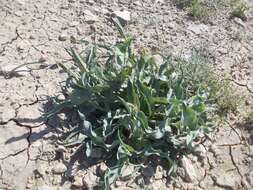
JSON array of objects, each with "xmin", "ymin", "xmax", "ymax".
[{"xmin": 0, "ymin": 0, "xmax": 253, "ymax": 190}]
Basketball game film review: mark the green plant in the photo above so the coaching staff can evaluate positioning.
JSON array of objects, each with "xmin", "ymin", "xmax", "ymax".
[
  {"xmin": 189, "ymin": 0, "xmax": 210, "ymax": 18},
  {"xmin": 231, "ymin": 1, "xmax": 249, "ymax": 20},
  {"xmin": 47, "ymin": 20, "xmax": 236, "ymax": 189},
  {"xmin": 247, "ymin": 112, "xmax": 253, "ymax": 124},
  {"xmin": 175, "ymin": 0, "xmax": 215, "ymax": 18}
]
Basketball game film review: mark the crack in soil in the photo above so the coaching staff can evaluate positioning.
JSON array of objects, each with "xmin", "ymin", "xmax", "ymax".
[
  {"xmin": 0, "ymin": 148, "xmax": 27, "ymax": 161},
  {"xmin": 1, "ymin": 26, "xmax": 22, "ymax": 47},
  {"xmin": 211, "ymin": 174, "xmax": 234, "ymax": 190},
  {"xmin": 229, "ymin": 146, "xmax": 243, "ymax": 178}
]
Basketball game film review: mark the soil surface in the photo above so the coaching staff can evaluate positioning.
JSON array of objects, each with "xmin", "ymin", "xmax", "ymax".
[{"xmin": 0, "ymin": 0, "xmax": 253, "ymax": 190}]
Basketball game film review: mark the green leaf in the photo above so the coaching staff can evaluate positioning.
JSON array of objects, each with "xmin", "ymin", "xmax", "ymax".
[
  {"xmin": 181, "ymin": 104, "xmax": 198, "ymax": 129},
  {"xmin": 127, "ymin": 79, "xmax": 140, "ymax": 109},
  {"xmin": 70, "ymin": 88, "xmax": 92, "ymax": 105}
]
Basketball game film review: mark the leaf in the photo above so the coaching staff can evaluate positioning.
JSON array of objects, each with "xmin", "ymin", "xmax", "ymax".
[
  {"xmin": 104, "ymin": 163, "xmax": 124, "ymax": 190},
  {"xmin": 151, "ymin": 97, "xmax": 168, "ymax": 105},
  {"xmin": 67, "ymin": 48, "xmax": 87, "ymax": 72},
  {"xmin": 181, "ymin": 103, "xmax": 198, "ymax": 129},
  {"xmin": 127, "ymin": 79, "xmax": 140, "ymax": 109},
  {"xmin": 70, "ymin": 88, "xmax": 92, "ymax": 105}
]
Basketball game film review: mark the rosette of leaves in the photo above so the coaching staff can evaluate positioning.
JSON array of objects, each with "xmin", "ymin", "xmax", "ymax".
[{"xmin": 48, "ymin": 21, "xmax": 220, "ymax": 189}]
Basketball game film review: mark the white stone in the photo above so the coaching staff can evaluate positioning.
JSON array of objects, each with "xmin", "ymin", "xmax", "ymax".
[
  {"xmin": 0, "ymin": 64, "xmax": 30, "ymax": 77},
  {"xmin": 153, "ymin": 54, "xmax": 163, "ymax": 65},
  {"xmin": 187, "ymin": 23, "xmax": 209, "ymax": 35},
  {"xmin": 83, "ymin": 9, "xmax": 99, "ymax": 24},
  {"xmin": 181, "ymin": 156, "xmax": 198, "ymax": 182},
  {"xmin": 52, "ymin": 162, "xmax": 67, "ymax": 174},
  {"xmin": 58, "ymin": 33, "xmax": 68, "ymax": 41},
  {"xmin": 113, "ymin": 10, "xmax": 131, "ymax": 22}
]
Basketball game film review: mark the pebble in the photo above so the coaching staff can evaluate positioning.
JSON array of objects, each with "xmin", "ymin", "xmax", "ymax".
[
  {"xmin": 97, "ymin": 162, "xmax": 108, "ymax": 176},
  {"xmin": 152, "ymin": 54, "xmax": 163, "ymax": 65},
  {"xmin": 181, "ymin": 156, "xmax": 198, "ymax": 182},
  {"xmin": 52, "ymin": 162, "xmax": 67, "ymax": 174},
  {"xmin": 0, "ymin": 64, "xmax": 30, "ymax": 77},
  {"xmin": 193, "ymin": 144, "xmax": 206, "ymax": 159},
  {"xmin": 58, "ymin": 33, "xmax": 68, "ymax": 41},
  {"xmin": 83, "ymin": 9, "xmax": 99, "ymax": 24},
  {"xmin": 72, "ymin": 176, "xmax": 84, "ymax": 188},
  {"xmin": 154, "ymin": 165, "xmax": 163, "ymax": 180},
  {"xmin": 113, "ymin": 10, "xmax": 131, "ymax": 25},
  {"xmin": 55, "ymin": 145, "xmax": 67, "ymax": 153},
  {"xmin": 187, "ymin": 23, "xmax": 209, "ymax": 35},
  {"xmin": 234, "ymin": 17, "xmax": 246, "ymax": 28}
]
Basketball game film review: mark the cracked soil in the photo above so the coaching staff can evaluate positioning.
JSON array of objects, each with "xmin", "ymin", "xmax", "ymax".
[{"xmin": 0, "ymin": 0, "xmax": 253, "ymax": 189}]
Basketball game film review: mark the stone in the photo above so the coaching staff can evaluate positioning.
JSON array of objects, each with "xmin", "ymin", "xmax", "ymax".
[
  {"xmin": 113, "ymin": 10, "xmax": 131, "ymax": 25},
  {"xmin": 121, "ymin": 164, "xmax": 135, "ymax": 180},
  {"xmin": 181, "ymin": 156, "xmax": 198, "ymax": 182},
  {"xmin": 133, "ymin": 1, "xmax": 141, "ymax": 6},
  {"xmin": 35, "ymin": 161, "xmax": 47, "ymax": 177},
  {"xmin": 52, "ymin": 162, "xmax": 67, "ymax": 174},
  {"xmin": 187, "ymin": 23, "xmax": 209, "ymax": 35},
  {"xmin": 72, "ymin": 176, "xmax": 84, "ymax": 188},
  {"xmin": 154, "ymin": 165, "xmax": 163, "ymax": 180},
  {"xmin": 212, "ymin": 174, "xmax": 237, "ymax": 189},
  {"xmin": 97, "ymin": 162, "xmax": 108, "ymax": 176},
  {"xmin": 234, "ymin": 17, "xmax": 246, "ymax": 28},
  {"xmin": 209, "ymin": 144, "xmax": 219, "ymax": 156},
  {"xmin": 193, "ymin": 144, "xmax": 206, "ymax": 159},
  {"xmin": 55, "ymin": 145, "xmax": 67, "ymax": 153},
  {"xmin": 36, "ymin": 185, "xmax": 52, "ymax": 190},
  {"xmin": 152, "ymin": 54, "xmax": 163, "ymax": 65},
  {"xmin": 68, "ymin": 21, "xmax": 79, "ymax": 27},
  {"xmin": 83, "ymin": 9, "xmax": 99, "ymax": 24},
  {"xmin": 0, "ymin": 64, "xmax": 30, "ymax": 77},
  {"xmin": 58, "ymin": 33, "xmax": 68, "ymax": 41}
]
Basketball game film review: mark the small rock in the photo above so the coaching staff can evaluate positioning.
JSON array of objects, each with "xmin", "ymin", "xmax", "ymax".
[
  {"xmin": 176, "ymin": 167, "xmax": 185, "ymax": 179},
  {"xmin": 121, "ymin": 165, "xmax": 135, "ymax": 180},
  {"xmin": 52, "ymin": 162, "xmax": 67, "ymax": 174},
  {"xmin": 0, "ymin": 64, "xmax": 30, "ymax": 77},
  {"xmin": 113, "ymin": 10, "xmax": 131, "ymax": 25},
  {"xmin": 83, "ymin": 9, "xmax": 99, "ymax": 24},
  {"xmin": 209, "ymin": 144, "xmax": 218, "ymax": 156},
  {"xmin": 193, "ymin": 144, "xmax": 206, "ymax": 159},
  {"xmin": 114, "ymin": 180, "xmax": 122, "ymax": 188},
  {"xmin": 35, "ymin": 162, "xmax": 47, "ymax": 177},
  {"xmin": 152, "ymin": 54, "xmax": 163, "ymax": 65},
  {"xmin": 70, "ymin": 35, "xmax": 77, "ymax": 43},
  {"xmin": 133, "ymin": 1, "xmax": 141, "ymax": 6},
  {"xmin": 234, "ymin": 17, "xmax": 246, "ymax": 28},
  {"xmin": 58, "ymin": 33, "xmax": 68, "ymax": 41},
  {"xmin": 72, "ymin": 176, "xmax": 83, "ymax": 188},
  {"xmin": 181, "ymin": 156, "xmax": 198, "ymax": 182},
  {"xmin": 167, "ymin": 22, "xmax": 176, "ymax": 29},
  {"xmin": 69, "ymin": 21, "xmax": 79, "ymax": 27},
  {"xmin": 97, "ymin": 163, "xmax": 108, "ymax": 176},
  {"xmin": 187, "ymin": 23, "xmax": 209, "ymax": 35},
  {"xmin": 212, "ymin": 174, "xmax": 236, "ymax": 189},
  {"xmin": 154, "ymin": 165, "xmax": 163, "ymax": 180},
  {"xmin": 36, "ymin": 185, "xmax": 52, "ymax": 190},
  {"xmin": 56, "ymin": 145, "xmax": 67, "ymax": 153}
]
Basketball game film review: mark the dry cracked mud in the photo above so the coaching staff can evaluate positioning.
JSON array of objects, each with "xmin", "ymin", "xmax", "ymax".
[{"xmin": 0, "ymin": 0, "xmax": 253, "ymax": 190}]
